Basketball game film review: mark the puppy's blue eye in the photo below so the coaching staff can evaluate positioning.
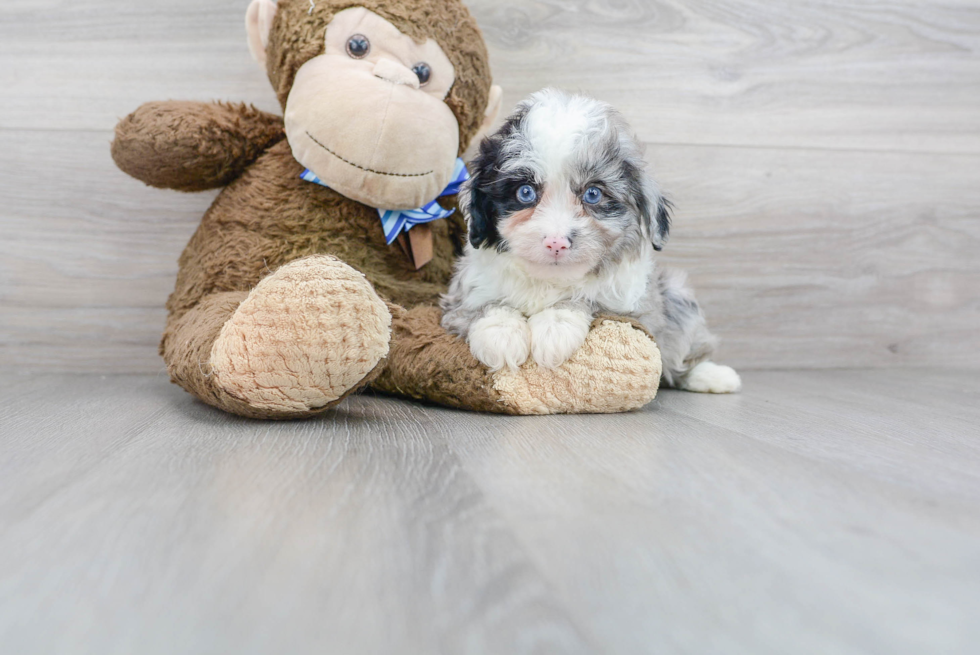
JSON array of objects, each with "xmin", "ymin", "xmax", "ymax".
[
  {"xmin": 517, "ymin": 185, "xmax": 537, "ymax": 204},
  {"xmin": 583, "ymin": 187, "xmax": 603, "ymax": 205}
]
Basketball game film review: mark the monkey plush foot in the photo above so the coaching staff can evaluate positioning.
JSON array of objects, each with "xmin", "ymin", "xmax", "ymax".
[
  {"xmin": 375, "ymin": 308, "xmax": 661, "ymax": 415},
  {"xmin": 490, "ymin": 318, "xmax": 662, "ymax": 415},
  {"xmin": 210, "ymin": 255, "xmax": 392, "ymax": 414}
]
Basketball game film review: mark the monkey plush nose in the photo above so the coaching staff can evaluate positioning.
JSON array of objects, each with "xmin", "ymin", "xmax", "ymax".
[
  {"xmin": 373, "ymin": 58, "xmax": 421, "ymax": 89},
  {"xmin": 543, "ymin": 236, "xmax": 572, "ymax": 258}
]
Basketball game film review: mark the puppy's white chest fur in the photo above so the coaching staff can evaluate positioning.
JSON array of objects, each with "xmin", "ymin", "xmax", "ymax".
[{"xmin": 456, "ymin": 245, "xmax": 653, "ymax": 316}]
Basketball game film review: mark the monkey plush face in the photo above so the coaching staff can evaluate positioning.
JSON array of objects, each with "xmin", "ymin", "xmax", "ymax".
[
  {"xmin": 247, "ymin": 0, "xmax": 503, "ymax": 211},
  {"xmin": 285, "ymin": 8, "xmax": 460, "ymax": 209}
]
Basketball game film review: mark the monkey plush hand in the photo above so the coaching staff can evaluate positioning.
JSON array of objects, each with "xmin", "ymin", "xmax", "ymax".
[{"xmin": 111, "ymin": 0, "xmax": 661, "ymax": 419}]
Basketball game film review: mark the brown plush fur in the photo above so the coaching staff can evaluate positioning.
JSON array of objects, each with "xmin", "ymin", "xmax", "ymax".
[
  {"xmin": 164, "ymin": 139, "xmax": 466, "ymax": 319},
  {"xmin": 374, "ymin": 305, "xmax": 508, "ymax": 413},
  {"xmin": 112, "ymin": 102, "xmax": 286, "ymax": 192}
]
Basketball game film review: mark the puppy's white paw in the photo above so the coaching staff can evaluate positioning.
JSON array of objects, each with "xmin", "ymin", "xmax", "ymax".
[
  {"xmin": 468, "ymin": 307, "xmax": 531, "ymax": 371},
  {"xmin": 679, "ymin": 361, "xmax": 742, "ymax": 394},
  {"xmin": 528, "ymin": 308, "xmax": 592, "ymax": 369}
]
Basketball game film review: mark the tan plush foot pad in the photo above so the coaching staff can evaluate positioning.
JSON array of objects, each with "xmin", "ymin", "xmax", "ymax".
[
  {"xmin": 211, "ymin": 255, "xmax": 392, "ymax": 413},
  {"xmin": 492, "ymin": 319, "xmax": 662, "ymax": 415}
]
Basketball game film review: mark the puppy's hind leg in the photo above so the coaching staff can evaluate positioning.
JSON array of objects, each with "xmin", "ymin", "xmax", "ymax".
[
  {"xmin": 656, "ymin": 268, "xmax": 741, "ymax": 394},
  {"xmin": 677, "ymin": 361, "xmax": 742, "ymax": 394}
]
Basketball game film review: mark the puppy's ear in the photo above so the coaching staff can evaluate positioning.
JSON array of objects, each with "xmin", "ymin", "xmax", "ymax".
[
  {"xmin": 461, "ymin": 177, "xmax": 497, "ymax": 249},
  {"xmin": 652, "ymin": 194, "xmax": 672, "ymax": 252},
  {"xmin": 640, "ymin": 176, "xmax": 672, "ymax": 251},
  {"xmin": 463, "ymin": 132, "xmax": 508, "ymax": 250}
]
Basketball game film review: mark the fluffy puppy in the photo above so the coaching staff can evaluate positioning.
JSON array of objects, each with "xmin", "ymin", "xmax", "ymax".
[{"xmin": 441, "ymin": 89, "xmax": 741, "ymax": 393}]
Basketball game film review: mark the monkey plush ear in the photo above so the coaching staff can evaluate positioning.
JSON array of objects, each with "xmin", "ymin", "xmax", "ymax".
[
  {"xmin": 246, "ymin": 0, "xmax": 278, "ymax": 67},
  {"xmin": 465, "ymin": 85, "xmax": 504, "ymax": 158},
  {"xmin": 483, "ymin": 85, "xmax": 504, "ymax": 133},
  {"xmin": 639, "ymin": 176, "xmax": 672, "ymax": 251}
]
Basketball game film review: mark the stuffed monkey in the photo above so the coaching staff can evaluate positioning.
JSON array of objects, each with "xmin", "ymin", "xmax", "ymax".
[{"xmin": 111, "ymin": 0, "xmax": 661, "ymax": 419}]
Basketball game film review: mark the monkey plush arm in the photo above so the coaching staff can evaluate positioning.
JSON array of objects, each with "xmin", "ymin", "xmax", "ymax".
[{"xmin": 111, "ymin": 101, "xmax": 285, "ymax": 192}]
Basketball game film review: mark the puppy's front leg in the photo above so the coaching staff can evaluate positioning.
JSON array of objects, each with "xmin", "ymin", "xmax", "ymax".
[
  {"xmin": 467, "ymin": 305, "xmax": 531, "ymax": 371},
  {"xmin": 528, "ymin": 303, "xmax": 593, "ymax": 369}
]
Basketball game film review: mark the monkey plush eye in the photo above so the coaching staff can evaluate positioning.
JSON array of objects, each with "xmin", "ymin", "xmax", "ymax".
[
  {"xmin": 346, "ymin": 34, "xmax": 371, "ymax": 59},
  {"xmin": 582, "ymin": 187, "xmax": 603, "ymax": 205},
  {"xmin": 516, "ymin": 185, "xmax": 537, "ymax": 205},
  {"xmin": 412, "ymin": 63, "xmax": 432, "ymax": 86}
]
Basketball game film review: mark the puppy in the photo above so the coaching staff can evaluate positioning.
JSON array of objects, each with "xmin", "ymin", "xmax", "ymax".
[{"xmin": 441, "ymin": 89, "xmax": 741, "ymax": 393}]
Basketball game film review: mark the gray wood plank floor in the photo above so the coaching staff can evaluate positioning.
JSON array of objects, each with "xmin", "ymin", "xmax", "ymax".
[{"xmin": 2, "ymin": 370, "xmax": 978, "ymax": 655}]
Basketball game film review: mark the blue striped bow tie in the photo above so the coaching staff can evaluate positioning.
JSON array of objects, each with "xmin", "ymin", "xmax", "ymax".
[{"xmin": 300, "ymin": 158, "xmax": 470, "ymax": 246}]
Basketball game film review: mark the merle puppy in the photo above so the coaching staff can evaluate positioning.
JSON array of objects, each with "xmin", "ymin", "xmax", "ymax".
[{"xmin": 441, "ymin": 89, "xmax": 740, "ymax": 393}]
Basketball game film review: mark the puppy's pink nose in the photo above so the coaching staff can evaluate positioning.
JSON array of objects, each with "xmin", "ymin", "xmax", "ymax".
[{"xmin": 544, "ymin": 236, "xmax": 571, "ymax": 257}]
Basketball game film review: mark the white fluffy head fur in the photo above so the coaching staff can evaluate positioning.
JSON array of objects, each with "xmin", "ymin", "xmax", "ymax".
[{"xmin": 460, "ymin": 88, "xmax": 671, "ymax": 282}]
